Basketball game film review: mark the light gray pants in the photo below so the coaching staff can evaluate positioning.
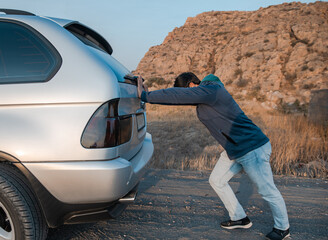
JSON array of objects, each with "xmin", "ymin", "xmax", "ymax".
[{"xmin": 209, "ymin": 142, "xmax": 289, "ymax": 230}]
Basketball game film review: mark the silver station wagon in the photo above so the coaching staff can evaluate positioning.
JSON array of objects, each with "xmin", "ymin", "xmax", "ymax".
[{"xmin": 0, "ymin": 9, "xmax": 153, "ymax": 240}]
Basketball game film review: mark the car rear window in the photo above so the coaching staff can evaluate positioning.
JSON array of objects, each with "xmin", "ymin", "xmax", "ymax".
[{"xmin": 0, "ymin": 21, "xmax": 61, "ymax": 84}]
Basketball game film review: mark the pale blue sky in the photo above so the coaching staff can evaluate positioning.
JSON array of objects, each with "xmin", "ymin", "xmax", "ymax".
[{"xmin": 0, "ymin": 0, "xmax": 321, "ymax": 70}]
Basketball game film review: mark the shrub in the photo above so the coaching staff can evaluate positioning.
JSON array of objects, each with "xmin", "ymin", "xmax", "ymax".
[
  {"xmin": 302, "ymin": 83, "xmax": 315, "ymax": 89},
  {"xmin": 234, "ymin": 68, "xmax": 243, "ymax": 77},
  {"xmin": 246, "ymin": 87, "xmax": 266, "ymax": 102},
  {"xmin": 245, "ymin": 52, "xmax": 255, "ymax": 58},
  {"xmin": 253, "ymin": 84, "xmax": 261, "ymax": 91},
  {"xmin": 225, "ymin": 79, "xmax": 233, "ymax": 85},
  {"xmin": 216, "ymin": 31, "xmax": 230, "ymax": 36},
  {"xmin": 285, "ymin": 72, "xmax": 297, "ymax": 84},
  {"xmin": 146, "ymin": 77, "xmax": 169, "ymax": 87},
  {"xmin": 256, "ymin": 94, "xmax": 267, "ymax": 102},
  {"xmin": 235, "ymin": 78, "xmax": 248, "ymax": 88},
  {"xmin": 277, "ymin": 99, "xmax": 307, "ymax": 114},
  {"xmin": 265, "ymin": 30, "xmax": 276, "ymax": 34},
  {"xmin": 320, "ymin": 52, "xmax": 328, "ymax": 58}
]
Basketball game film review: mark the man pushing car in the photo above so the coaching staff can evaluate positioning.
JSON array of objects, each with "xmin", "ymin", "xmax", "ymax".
[{"xmin": 137, "ymin": 72, "xmax": 290, "ymax": 240}]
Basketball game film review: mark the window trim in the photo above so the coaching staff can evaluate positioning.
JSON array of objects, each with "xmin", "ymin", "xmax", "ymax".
[{"xmin": 0, "ymin": 19, "xmax": 62, "ymax": 85}]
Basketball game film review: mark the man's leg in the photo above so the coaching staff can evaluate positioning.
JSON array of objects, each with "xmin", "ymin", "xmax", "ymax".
[
  {"xmin": 237, "ymin": 142, "xmax": 290, "ymax": 231},
  {"xmin": 209, "ymin": 151, "xmax": 245, "ymax": 221}
]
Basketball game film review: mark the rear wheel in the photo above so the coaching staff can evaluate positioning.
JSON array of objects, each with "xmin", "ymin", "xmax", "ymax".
[
  {"xmin": 0, "ymin": 164, "xmax": 48, "ymax": 240},
  {"xmin": 0, "ymin": 201, "xmax": 14, "ymax": 240}
]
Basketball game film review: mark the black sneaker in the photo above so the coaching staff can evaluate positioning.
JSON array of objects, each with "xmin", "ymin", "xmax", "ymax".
[
  {"xmin": 266, "ymin": 228, "xmax": 290, "ymax": 240},
  {"xmin": 220, "ymin": 216, "xmax": 252, "ymax": 229}
]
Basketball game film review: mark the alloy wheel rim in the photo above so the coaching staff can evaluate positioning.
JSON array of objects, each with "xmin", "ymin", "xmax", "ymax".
[{"xmin": 0, "ymin": 202, "xmax": 14, "ymax": 240}]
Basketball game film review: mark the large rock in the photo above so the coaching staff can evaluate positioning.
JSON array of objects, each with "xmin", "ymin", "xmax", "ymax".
[
  {"xmin": 135, "ymin": 2, "xmax": 328, "ymax": 112},
  {"xmin": 308, "ymin": 89, "xmax": 328, "ymax": 126}
]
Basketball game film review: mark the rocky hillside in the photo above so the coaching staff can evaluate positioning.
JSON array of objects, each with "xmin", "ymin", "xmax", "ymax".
[{"xmin": 135, "ymin": 1, "xmax": 328, "ymax": 111}]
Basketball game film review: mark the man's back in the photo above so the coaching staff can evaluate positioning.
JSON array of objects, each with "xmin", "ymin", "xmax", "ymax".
[{"xmin": 196, "ymin": 80, "xmax": 268, "ymax": 159}]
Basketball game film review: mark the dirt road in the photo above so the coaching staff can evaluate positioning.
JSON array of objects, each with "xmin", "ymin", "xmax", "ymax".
[{"xmin": 47, "ymin": 169, "xmax": 328, "ymax": 240}]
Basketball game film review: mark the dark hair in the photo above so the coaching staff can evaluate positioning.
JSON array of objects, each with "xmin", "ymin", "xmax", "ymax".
[{"xmin": 174, "ymin": 72, "xmax": 201, "ymax": 87}]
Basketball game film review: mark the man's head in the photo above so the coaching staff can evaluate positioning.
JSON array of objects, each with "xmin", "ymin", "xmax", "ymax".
[{"xmin": 174, "ymin": 72, "xmax": 201, "ymax": 88}]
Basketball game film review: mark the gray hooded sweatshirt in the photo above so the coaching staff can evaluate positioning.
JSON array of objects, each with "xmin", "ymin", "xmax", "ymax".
[{"xmin": 141, "ymin": 74, "xmax": 269, "ymax": 159}]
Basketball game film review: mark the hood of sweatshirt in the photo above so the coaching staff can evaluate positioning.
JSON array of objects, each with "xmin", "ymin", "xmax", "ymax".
[{"xmin": 200, "ymin": 74, "xmax": 223, "ymax": 86}]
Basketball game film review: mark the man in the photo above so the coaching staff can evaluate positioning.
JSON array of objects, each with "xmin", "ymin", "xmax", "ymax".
[{"xmin": 137, "ymin": 72, "xmax": 290, "ymax": 240}]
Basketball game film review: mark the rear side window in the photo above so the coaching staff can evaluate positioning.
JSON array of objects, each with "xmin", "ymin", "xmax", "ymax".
[{"xmin": 0, "ymin": 21, "xmax": 61, "ymax": 84}]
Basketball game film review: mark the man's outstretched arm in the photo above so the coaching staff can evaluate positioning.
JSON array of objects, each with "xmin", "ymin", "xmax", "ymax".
[{"xmin": 137, "ymin": 76, "xmax": 218, "ymax": 105}]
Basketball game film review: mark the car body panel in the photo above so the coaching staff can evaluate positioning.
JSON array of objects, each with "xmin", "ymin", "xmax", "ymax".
[{"xmin": 23, "ymin": 133, "xmax": 153, "ymax": 204}]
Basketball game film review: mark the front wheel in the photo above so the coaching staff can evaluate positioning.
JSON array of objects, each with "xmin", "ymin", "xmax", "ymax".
[{"xmin": 0, "ymin": 164, "xmax": 48, "ymax": 240}]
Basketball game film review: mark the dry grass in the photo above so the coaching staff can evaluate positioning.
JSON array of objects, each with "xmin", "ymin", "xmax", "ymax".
[
  {"xmin": 262, "ymin": 114, "xmax": 327, "ymax": 178},
  {"xmin": 146, "ymin": 104, "xmax": 328, "ymax": 178}
]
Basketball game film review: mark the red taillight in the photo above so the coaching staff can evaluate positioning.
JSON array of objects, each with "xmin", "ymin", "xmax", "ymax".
[{"xmin": 81, "ymin": 99, "xmax": 132, "ymax": 148}]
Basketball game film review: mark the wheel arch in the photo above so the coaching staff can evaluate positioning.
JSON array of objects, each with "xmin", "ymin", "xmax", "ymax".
[
  {"xmin": 0, "ymin": 154, "xmax": 49, "ymax": 228},
  {"xmin": 0, "ymin": 161, "xmax": 48, "ymax": 239},
  {"xmin": 0, "ymin": 151, "xmax": 20, "ymax": 163}
]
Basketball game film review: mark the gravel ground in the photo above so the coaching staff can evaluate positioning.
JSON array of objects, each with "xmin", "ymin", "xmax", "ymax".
[{"xmin": 47, "ymin": 169, "xmax": 328, "ymax": 240}]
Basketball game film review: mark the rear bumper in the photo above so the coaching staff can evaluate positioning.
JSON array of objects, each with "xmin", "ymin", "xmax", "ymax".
[
  {"xmin": 64, "ymin": 183, "xmax": 139, "ymax": 225},
  {"xmin": 23, "ymin": 133, "xmax": 154, "ymax": 204},
  {"xmin": 15, "ymin": 133, "xmax": 153, "ymax": 227}
]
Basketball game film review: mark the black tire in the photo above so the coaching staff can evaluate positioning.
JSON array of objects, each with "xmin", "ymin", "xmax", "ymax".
[{"xmin": 0, "ymin": 163, "xmax": 48, "ymax": 240}]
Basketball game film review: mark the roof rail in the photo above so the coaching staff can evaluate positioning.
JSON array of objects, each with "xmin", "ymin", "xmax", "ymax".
[{"xmin": 0, "ymin": 9, "xmax": 35, "ymax": 16}]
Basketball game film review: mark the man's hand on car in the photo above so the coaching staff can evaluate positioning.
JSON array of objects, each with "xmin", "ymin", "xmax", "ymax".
[{"xmin": 137, "ymin": 76, "xmax": 148, "ymax": 98}]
